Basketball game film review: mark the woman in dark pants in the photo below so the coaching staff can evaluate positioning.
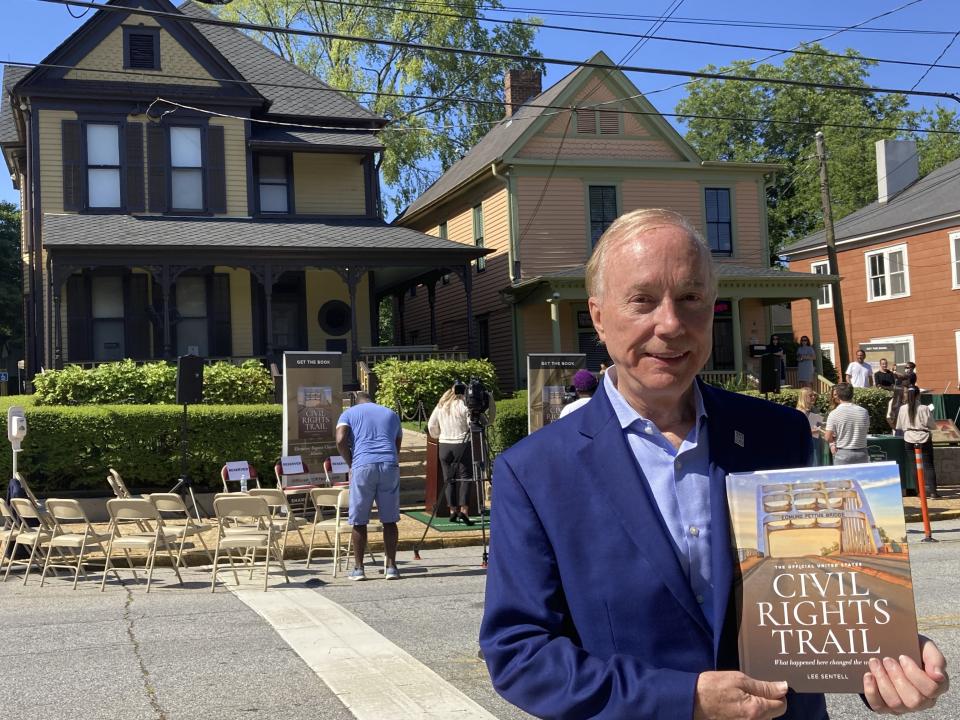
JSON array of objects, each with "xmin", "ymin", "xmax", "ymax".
[
  {"xmin": 896, "ymin": 387, "xmax": 940, "ymax": 498},
  {"xmin": 427, "ymin": 387, "xmax": 476, "ymax": 524}
]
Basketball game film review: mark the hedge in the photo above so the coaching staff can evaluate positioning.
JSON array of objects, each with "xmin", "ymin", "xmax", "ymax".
[
  {"xmin": 373, "ymin": 358, "xmax": 499, "ymax": 420},
  {"xmin": 0, "ymin": 404, "xmax": 282, "ymax": 493},
  {"xmin": 740, "ymin": 387, "xmax": 894, "ymax": 434},
  {"xmin": 489, "ymin": 390, "xmax": 528, "ymax": 456},
  {"xmin": 32, "ymin": 359, "xmax": 274, "ymax": 405}
]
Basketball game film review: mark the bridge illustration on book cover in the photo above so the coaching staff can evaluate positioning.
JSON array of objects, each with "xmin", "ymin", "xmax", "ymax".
[{"xmin": 727, "ymin": 462, "xmax": 920, "ymax": 693}]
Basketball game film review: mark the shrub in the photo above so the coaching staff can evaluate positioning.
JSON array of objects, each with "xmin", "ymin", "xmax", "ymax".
[
  {"xmin": 821, "ymin": 353, "xmax": 838, "ymax": 383},
  {"xmin": 489, "ymin": 391, "xmax": 528, "ymax": 455},
  {"xmin": 32, "ymin": 359, "xmax": 273, "ymax": 405},
  {"xmin": 373, "ymin": 358, "xmax": 499, "ymax": 420},
  {"xmin": 0, "ymin": 403, "xmax": 282, "ymax": 493},
  {"xmin": 740, "ymin": 387, "xmax": 893, "ymax": 434}
]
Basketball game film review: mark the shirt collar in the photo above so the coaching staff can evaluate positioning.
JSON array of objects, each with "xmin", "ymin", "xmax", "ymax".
[{"xmin": 604, "ymin": 365, "xmax": 707, "ymax": 432}]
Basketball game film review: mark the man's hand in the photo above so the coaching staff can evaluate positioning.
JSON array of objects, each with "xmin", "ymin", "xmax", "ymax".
[
  {"xmin": 693, "ymin": 671, "xmax": 788, "ymax": 720},
  {"xmin": 863, "ymin": 636, "xmax": 949, "ymax": 714}
]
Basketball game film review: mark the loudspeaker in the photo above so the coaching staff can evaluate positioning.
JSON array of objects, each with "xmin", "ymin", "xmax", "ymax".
[
  {"xmin": 759, "ymin": 353, "xmax": 781, "ymax": 394},
  {"xmin": 176, "ymin": 355, "xmax": 204, "ymax": 405}
]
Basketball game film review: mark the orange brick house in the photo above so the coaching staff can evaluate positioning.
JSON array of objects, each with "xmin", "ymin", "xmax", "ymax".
[
  {"xmin": 394, "ymin": 53, "xmax": 828, "ymax": 390},
  {"xmin": 785, "ymin": 140, "xmax": 960, "ymax": 394}
]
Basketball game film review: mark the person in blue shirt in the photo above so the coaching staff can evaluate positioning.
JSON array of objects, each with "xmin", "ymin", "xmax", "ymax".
[{"xmin": 335, "ymin": 392, "xmax": 403, "ymax": 581}]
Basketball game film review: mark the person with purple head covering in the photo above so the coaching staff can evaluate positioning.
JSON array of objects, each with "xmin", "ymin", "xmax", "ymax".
[{"xmin": 559, "ymin": 369, "xmax": 598, "ymax": 418}]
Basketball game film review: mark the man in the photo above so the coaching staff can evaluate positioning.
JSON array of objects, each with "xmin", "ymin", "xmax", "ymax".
[
  {"xmin": 335, "ymin": 391, "xmax": 402, "ymax": 580},
  {"xmin": 480, "ymin": 209, "xmax": 947, "ymax": 719},
  {"xmin": 824, "ymin": 382, "xmax": 872, "ymax": 466},
  {"xmin": 902, "ymin": 361, "xmax": 918, "ymax": 388},
  {"xmin": 558, "ymin": 369, "xmax": 598, "ymax": 418},
  {"xmin": 845, "ymin": 349, "xmax": 874, "ymax": 388},
  {"xmin": 874, "ymin": 358, "xmax": 897, "ymax": 390}
]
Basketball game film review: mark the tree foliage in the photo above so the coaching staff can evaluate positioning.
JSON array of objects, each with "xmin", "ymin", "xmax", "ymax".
[
  {"xmin": 218, "ymin": 1, "xmax": 541, "ymax": 215},
  {"xmin": 675, "ymin": 46, "xmax": 960, "ymax": 257},
  {"xmin": 0, "ymin": 201, "xmax": 22, "ymax": 349}
]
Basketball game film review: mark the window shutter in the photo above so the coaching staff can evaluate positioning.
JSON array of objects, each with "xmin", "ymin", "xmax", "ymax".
[
  {"xmin": 205, "ymin": 125, "xmax": 227, "ymax": 214},
  {"xmin": 66, "ymin": 274, "xmax": 92, "ymax": 362},
  {"xmin": 147, "ymin": 124, "xmax": 169, "ymax": 212},
  {"xmin": 124, "ymin": 273, "xmax": 151, "ymax": 358},
  {"xmin": 125, "ymin": 123, "xmax": 145, "ymax": 212},
  {"xmin": 575, "ymin": 109, "xmax": 596, "ymax": 134},
  {"xmin": 209, "ymin": 273, "xmax": 232, "ymax": 356},
  {"xmin": 61, "ymin": 120, "xmax": 84, "ymax": 211}
]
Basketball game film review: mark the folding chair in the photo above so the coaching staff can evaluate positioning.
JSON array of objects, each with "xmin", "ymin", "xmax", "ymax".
[
  {"xmin": 306, "ymin": 487, "xmax": 381, "ymax": 577},
  {"xmin": 211, "ymin": 495, "xmax": 289, "ymax": 592},
  {"xmin": 40, "ymin": 499, "xmax": 115, "ymax": 590},
  {"xmin": 274, "ymin": 461, "xmax": 321, "ymax": 519},
  {"xmin": 323, "ymin": 456, "xmax": 350, "ymax": 487},
  {"xmin": 3, "ymin": 497, "xmax": 53, "ymax": 585},
  {"xmin": 100, "ymin": 499, "xmax": 184, "ymax": 593},
  {"xmin": 248, "ymin": 488, "xmax": 308, "ymax": 553},
  {"xmin": 0, "ymin": 498, "xmax": 20, "ymax": 576},
  {"xmin": 148, "ymin": 493, "xmax": 214, "ymax": 567},
  {"xmin": 106, "ymin": 468, "xmax": 133, "ymax": 499},
  {"xmin": 220, "ymin": 463, "xmax": 261, "ymax": 493}
]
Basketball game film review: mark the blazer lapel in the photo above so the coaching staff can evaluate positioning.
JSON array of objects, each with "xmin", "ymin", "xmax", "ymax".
[{"xmin": 576, "ymin": 381, "xmax": 711, "ymax": 638}]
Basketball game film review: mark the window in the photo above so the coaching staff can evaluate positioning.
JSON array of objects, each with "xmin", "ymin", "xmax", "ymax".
[
  {"xmin": 124, "ymin": 27, "xmax": 159, "ymax": 70},
  {"xmin": 257, "ymin": 155, "xmax": 289, "ymax": 213},
  {"xmin": 709, "ymin": 299, "xmax": 735, "ymax": 371},
  {"xmin": 811, "ymin": 261, "xmax": 832, "ymax": 308},
  {"xmin": 869, "ymin": 334, "xmax": 914, "ymax": 366},
  {"xmin": 86, "ymin": 123, "xmax": 121, "ymax": 208},
  {"xmin": 820, "ymin": 343, "xmax": 835, "ymax": 364},
  {"xmin": 705, "ymin": 188, "xmax": 732, "ymax": 254},
  {"xmin": 91, "ymin": 275, "xmax": 125, "ymax": 361},
  {"xmin": 865, "ymin": 244, "xmax": 909, "ymax": 301},
  {"xmin": 589, "ymin": 185, "xmax": 617, "ymax": 247},
  {"xmin": 176, "ymin": 275, "xmax": 208, "ymax": 356},
  {"xmin": 473, "ymin": 204, "xmax": 485, "ymax": 272},
  {"xmin": 951, "ymin": 232, "xmax": 960, "ymax": 289},
  {"xmin": 170, "ymin": 126, "xmax": 204, "ymax": 210}
]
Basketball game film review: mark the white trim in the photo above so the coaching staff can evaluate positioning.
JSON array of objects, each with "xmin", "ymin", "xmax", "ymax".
[
  {"xmin": 864, "ymin": 243, "xmax": 911, "ymax": 302},
  {"xmin": 956, "ymin": 331, "xmax": 960, "ymax": 390},
  {"xmin": 810, "ymin": 260, "xmax": 833, "ymax": 308},
  {"xmin": 869, "ymin": 334, "xmax": 915, "ymax": 365},
  {"xmin": 951, "ymin": 231, "xmax": 960, "ymax": 290}
]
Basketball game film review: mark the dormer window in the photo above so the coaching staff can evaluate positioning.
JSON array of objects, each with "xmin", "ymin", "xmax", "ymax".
[{"xmin": 123, "ymin": 27, "xmax": 160, "ymax": 70}]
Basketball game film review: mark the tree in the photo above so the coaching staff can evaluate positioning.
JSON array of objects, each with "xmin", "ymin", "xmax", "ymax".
[
  {"xmin": 218, "ymin": 1, "xmax": 541, "ymax": 215},
  {"xmin": 676, "ymin": 46, "xmax": 917, "ymax": 258},
  {"xmin": 0, "ymin": 201, "xmax": 22, "ymax": 352},
  {"xmin": 914, "ymin": 106, "xmax": 960, "ymax": 176}
]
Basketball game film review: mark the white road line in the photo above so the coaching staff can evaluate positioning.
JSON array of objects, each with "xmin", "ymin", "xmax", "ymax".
[{"xmin": 231, "ymin": 587, "xmax": 498, "ymax": 720}]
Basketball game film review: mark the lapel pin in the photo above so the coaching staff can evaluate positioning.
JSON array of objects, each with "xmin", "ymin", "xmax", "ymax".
[{"xmin": 734, "ymin": 430, "xmax": 745, "ymax": 447}]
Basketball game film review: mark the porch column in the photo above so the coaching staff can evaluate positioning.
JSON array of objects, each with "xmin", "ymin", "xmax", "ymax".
[
  {"xmin": 161, "ymin": 265, "xmax": 172, "ymax": 359},
  {"xmin": 809, "ymin": 295, "xmax": 823, "ymax": 377},
  {"xmin": 548, "ymin": 296, "xmax": 561, "ymax": 353},
  {"xmin": 396, "ymin": 291, "xmax": 406, "ymax": 345},
  {"xmin": 731, "ymin": 296, "xmax": 743, "ymax": 376},
  {"xmin": 462, "ymin": 264, "xmax": 475, "ymax": 357},
  {"xmin": 52, "ymin": 290, "xmax": 63, "ymax": 369},
  {"xmin": 427, "ymin": 281, "xmax": 437, "ymax": 344},
  {"xmin": 263, "ymin": 264, "xmax": 274, "ymax": 358},
  {"xmin": 346, "ymin": 268, "xmax": 361, "ymax": 384}
]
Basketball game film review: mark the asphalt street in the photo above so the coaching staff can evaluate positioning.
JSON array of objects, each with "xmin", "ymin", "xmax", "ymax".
[{"xmin": 0, "ymin": 521, "xmax": 955, "ymax": 719}]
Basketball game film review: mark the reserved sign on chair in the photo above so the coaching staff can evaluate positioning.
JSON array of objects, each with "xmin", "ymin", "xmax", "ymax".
[
  {"xmin": 225, "ymin": 461, "xmax": 250, "ymax": 481},
  {"xmin": 281, "ymin": 455, "xmax": 305, "ymax": 475}
]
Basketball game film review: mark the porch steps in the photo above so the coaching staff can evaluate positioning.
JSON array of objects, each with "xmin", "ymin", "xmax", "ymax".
[{"xmin": 399, "ymin": 432, "xmax": 428, "ymax": 508}]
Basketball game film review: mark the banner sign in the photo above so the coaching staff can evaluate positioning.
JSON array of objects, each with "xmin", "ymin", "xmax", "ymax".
[
  {"xmin": 859, "ymin": 343, "xmax": 898, "ymax": 373},
  {"xmin": 527, "ymin": 354, "xmax": 587, "ymax": 434},
  {"xmin": 282, "ymin": 352, "xmax": 344, "ymax": 477}
]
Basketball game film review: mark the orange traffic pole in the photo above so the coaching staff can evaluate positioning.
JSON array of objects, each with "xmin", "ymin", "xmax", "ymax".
[{"xmin": 914, "ymin": 446, "xmax": 937, "ymax": 543}]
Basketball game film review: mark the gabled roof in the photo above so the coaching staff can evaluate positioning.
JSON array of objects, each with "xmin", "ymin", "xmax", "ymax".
[
  {"xmin": 398, "ymin": 52, "xmax": 707, "ymax": 222},
  {"xmin": 179, "ymin": 1, "xmax": 381, "ymax": 123},
  {"xmin": 0, "ymin": 66, "xmax": 29, "ymax": 145},
  {"xmin": 783, "ymin": 156, "xmax": 960, "ymax": 256}
]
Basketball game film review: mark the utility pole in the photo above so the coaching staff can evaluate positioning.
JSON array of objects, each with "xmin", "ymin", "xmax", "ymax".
[{"xmin": 815, "ymin": 131, "xmax": 850, "ymax": 375}]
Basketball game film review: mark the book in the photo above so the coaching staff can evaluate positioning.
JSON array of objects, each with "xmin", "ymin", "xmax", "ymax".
[{"xmin": 726, "ymin": 462, "xmax": 920, "ymax": 693}]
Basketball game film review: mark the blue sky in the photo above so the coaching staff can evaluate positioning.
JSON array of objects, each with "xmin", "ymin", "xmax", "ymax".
[{"xmin": 3, "ymin": 0, "xmax": 960, "ymax": 207}]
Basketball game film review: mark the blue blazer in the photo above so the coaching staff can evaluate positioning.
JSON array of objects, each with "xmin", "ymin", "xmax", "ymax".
[{"xmin": 479, "ymin": 379, "xmax": 828, "ymax": 720}]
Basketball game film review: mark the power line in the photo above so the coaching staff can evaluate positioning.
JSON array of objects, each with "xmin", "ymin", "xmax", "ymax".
[
  {"xmin": 912, "ymin": 29, "xmax": 960, "ymax": 90},
  {"xmin": 35, "ymin": 0, "xmax": 960, "ymax": 105},
  {"xmin": 6, "ymin": 59, "xmax": 960, "ymax": 137},
  {"xmin": 301, "ymin": 0, "xmax": 960, "ymax": 75}
]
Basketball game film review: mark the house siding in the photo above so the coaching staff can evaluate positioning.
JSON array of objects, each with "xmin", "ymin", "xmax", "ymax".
[
  {"xmin": 210, "ymin": 116, "xmax": 247, "ymax": 217},
  {"xmin": 293, "ymin": 153, "xmax": 366, "ymax": 215},
  {"xmin": 65, "ymin": 15, "xmax": 219, "ymax": 86},
  {"xmin": 515, "ymin": 176, "xmax": 587, "ymax": 277},
  {"xmin": 219, "ymin": 266, "xmax": 252, "ymax": 356},
  {"xmin": 789, "ymin": 225, "xmax": 960, "ymax": 393},
  {"xmin": 38, "ymin": 109, "xmax": 77, "ymax": 214}
]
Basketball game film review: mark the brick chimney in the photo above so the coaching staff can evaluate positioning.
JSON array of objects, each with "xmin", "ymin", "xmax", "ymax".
[
  {"xmin": 504, "ymin": 69, "xmax": 542, "ymax": 117},
  {"xmin": 875, "ymin": 139, "xmax": 919, "ymax": 204}
]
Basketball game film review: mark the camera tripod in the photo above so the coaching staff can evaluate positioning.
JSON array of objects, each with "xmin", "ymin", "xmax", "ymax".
[
  {"xmin": 413, "ymin": 415, "xmax": 490, "ymax": 567},
  {"xmin": 169, "ymin": 403, "xmax": 202, "ymax": 520}
]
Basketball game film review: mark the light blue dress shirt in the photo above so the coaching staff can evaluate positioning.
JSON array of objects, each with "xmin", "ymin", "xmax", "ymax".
[{"xmin": 603, "ymin": 368, "xmax": 722, "ymax": 627}]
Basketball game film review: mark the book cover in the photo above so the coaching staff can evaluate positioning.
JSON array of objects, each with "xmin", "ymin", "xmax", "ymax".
[
  {"xmin": 296, "ymin": 385, "xmax": 335, "ymax": 440},
  {"xmin": 727, "ymin": 462, "xmax": 920, "ymax": 693}
]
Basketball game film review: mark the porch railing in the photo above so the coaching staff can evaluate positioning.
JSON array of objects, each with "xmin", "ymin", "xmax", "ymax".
[{"xmin": 358, "ymin": 346, "xmax": 468, "ymax": 365}]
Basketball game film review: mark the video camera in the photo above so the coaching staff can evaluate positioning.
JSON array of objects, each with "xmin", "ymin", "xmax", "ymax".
[{"xmin": 454, "ymin": 377, "xmax": 490, "ymax": 415}]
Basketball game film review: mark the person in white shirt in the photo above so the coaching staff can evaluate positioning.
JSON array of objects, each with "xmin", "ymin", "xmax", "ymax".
[
  {"xmin": 558, "ymin": 369, "xmax": 598, "ymax": 418},
  {"xmin": 845, "ymin": 349, "xmax": 874, "ymax": 388},
  {"xmin": 896, "ymin": 387, "xmax": 940, "ymax": 497}
]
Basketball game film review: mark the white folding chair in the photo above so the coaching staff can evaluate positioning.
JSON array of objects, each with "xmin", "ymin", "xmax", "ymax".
[
  {"xmin": 306, "ymin": 487, "xmax": 381, "ymax": 577},
  {"xmin": 106, "ymin": 468, "xmax": 133, "ymax": 499},
  {"xmin": 211, "ymin": 495, "xmax": 288, "ymax": 592},
  {"xmin": 40, "ymin": 498, "xmax": 116, "ymax": 589},
  {"xmin": 3, "ymin": 498, "xmax": 54, "ymax": 586},
  {"xmin": 248, "ymin": 488, "xmax": 308, "ymax": 554},
  {"xmin": 148, "ymin": 493, "xmax": 214, "ymax": 567},
  {"xmin": 0, "ymin": 499, "xmax": 19, "ymax": 576},
  {"xmin": 100, "ymin": 499, "xmax": 184, "ymax": 593}
]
